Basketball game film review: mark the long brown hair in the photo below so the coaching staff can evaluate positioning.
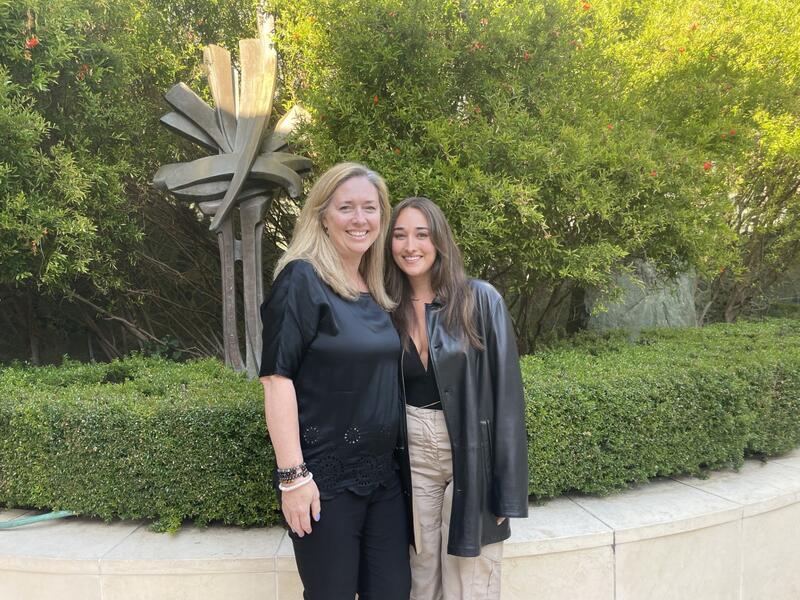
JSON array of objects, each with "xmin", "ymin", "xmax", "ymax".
[
  {"xmin": 275, "ymin": 162, "xmax": 395, "ymax": 310},
  {"xmin": 385, "ymin": 197, "xmax": 482, "ymax": 349}
]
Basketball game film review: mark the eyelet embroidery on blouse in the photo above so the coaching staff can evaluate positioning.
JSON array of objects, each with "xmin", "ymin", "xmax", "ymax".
[
  {"xmin": 355, "ymin": 455, "xmax": 379, "ymax": 486},
  {"xmin": 302, "ymin": 426, "xmax": 321, "ymax": 447},
  {"xmin": 344, "ymin": 426, "xmax": 361, "ymax": 445}
]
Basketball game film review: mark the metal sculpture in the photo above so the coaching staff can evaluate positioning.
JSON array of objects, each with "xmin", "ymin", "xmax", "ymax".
[{"xmin": 152, "ymin": 18, "xmax": 311, "ymax": 378}]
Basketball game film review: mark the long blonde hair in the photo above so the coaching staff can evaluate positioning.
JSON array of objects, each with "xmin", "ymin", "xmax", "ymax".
[{"xmin": 275, "ymin": 162, "xmax": 395, "ymax": 310}]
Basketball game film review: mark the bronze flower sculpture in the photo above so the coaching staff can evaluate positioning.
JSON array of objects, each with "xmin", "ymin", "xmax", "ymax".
[{"xmin": 153, "ymin": 20, "xmax": 311, "ymax": 377}]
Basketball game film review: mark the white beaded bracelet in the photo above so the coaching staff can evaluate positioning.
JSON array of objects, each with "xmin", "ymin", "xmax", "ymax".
[{"xmin": 278, "ymin": 472, "xmax": 314, "ymax": 492}]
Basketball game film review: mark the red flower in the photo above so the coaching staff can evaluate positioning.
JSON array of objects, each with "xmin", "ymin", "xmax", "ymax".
[
  {"xmin": 689, "ymin": 22, "xmax": 699, "ymax": 31},
  {"xmin": 373, "ymin": 95, "xmax": 379, "ymax": 105},
  {"xmin": 649, "ymin": 170, "xmax": 658, "ymax": 177},
  {"xmin": 523, "ymin": 51, "xmax": 530, "ymax": 61},
  {"xmin": 25, "ymin": 36, "xmax": 39, "ymax": 49},
  {"xmin": 729, "ymin": 129, "xmax": 736, "ymax": 136},
  {"xmin": 393, "ymin": 147, "xmax": 401, "ymax": 155},
  {"xmin": 678, "ymin": 47, "xmax": 686, "ymax": 54},
  {"xmin": 582, "ymin": 2, "xmax": 591, "ymax": 10},
  {"xmin": 480, "ymin": 18, "xmax": 489, "ymax": 26},
  {"xmin": 606, "ymin": 123, "xmax": 614, "ymax": 130},
  {"xmin": 469, "ymin": 41, "xmax": 486, "ymax": 51},
  {"xmin": 388, "ymin": 10, "xmax": 397, "ymax": 17},
  {"xmin": 703, "ymin": 161, "xmax": 713, "ymax": 171}
]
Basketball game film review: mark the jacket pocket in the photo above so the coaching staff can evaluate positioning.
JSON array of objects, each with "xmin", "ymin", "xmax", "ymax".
[{"xmin": 480, "ymin": 419, "xmax": 494, "ymax": 486}]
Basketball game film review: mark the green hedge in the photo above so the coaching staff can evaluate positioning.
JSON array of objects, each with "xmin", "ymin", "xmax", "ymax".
[
  {"xmin": 0, "ymin": 358, "xmax": 273, "ymax": 531},
  {"xmin": 1, "ymin": 319, "xmax": 799, "ymax": 530},
  {"xmin": 523, "ymin": 319, "xmax": 800, "ymax": 496}
]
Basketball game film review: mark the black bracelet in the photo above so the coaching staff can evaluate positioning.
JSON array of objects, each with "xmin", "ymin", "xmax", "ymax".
[{"xmin": 276, "ymin": 462, "xmax": 309, "ymax": 484}]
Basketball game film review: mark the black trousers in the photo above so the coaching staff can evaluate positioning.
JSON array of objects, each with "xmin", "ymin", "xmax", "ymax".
[{"xmin": 289, "ymin": 473, "xmax": 411, "ymax": 600}]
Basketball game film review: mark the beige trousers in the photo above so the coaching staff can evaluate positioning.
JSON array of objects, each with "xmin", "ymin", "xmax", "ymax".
[{"xmin": 406, "ymin": 404, "xmax": 503, "ymax": 600}]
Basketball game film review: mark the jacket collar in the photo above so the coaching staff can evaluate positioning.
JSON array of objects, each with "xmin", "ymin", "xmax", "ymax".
[{"xmin": 429, "ymin": 296, "xmax": 444, "ymax": 308}]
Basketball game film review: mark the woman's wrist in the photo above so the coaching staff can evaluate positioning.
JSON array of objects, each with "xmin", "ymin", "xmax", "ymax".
[
  {"xmin": 278, "ymin": 472, "xmax": 314, "ymax": 492},
  {"xmin": 276, "ymin": 461, "xmax": 309, "ymax": 484}
]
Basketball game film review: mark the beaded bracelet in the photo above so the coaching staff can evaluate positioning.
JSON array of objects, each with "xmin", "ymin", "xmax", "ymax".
[
  {"xmin": 278, "ymin": 473, "xmax": 314, "ymax": 492},
  {"xmin": 276, "ymin": 462, "xmax": 309, "ymax": 484}
]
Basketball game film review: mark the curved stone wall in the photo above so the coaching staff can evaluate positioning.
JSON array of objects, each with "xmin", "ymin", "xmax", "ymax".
[{"xmin": 1, "ymin": 451, "xmax": 799, "ymax": 599}]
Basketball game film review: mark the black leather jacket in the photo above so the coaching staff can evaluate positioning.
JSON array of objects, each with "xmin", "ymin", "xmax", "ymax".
[{"xmin": 396, "ymin": 280, "xmax": 529, "ymax": 557}]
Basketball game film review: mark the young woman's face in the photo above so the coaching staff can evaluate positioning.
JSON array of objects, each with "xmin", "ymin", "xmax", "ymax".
[
  {"xmin": 322, "ymin": 176, "xmax": 381, "ymax": 262},
  {"xmin": 391, "ymin": 207, "xmax": 437, "ymax": 281}
]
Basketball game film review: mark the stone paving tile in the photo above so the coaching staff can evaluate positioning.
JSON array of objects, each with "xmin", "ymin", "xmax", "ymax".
[
  {"xmin": 570, "ymin": 477, "xmax": 741, "ymax": 543},
  {"xmin": 675, "ymin": 458, "xmax": 800, "ymax": 516}
]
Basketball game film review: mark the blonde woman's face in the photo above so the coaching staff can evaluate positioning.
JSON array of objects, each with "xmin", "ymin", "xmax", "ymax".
[{"xmin": 322, "ymin": 176, "xmax": 381, "ymax": 263}]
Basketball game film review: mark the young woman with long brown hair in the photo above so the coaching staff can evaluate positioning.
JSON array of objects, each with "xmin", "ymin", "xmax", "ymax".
[{"xmin": 387, "ymin": 197, "xmax": 528, "ymax": 600}]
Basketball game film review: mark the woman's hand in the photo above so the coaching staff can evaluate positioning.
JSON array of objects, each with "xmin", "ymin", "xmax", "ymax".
[{"xmin": 282, "ymin": 479, "xmax": 322, "ymax": 537}]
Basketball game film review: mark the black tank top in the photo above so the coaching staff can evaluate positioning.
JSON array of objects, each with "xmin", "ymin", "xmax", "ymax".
[{"xmin": 402, "ymin": 340, "xmax": 442, "ymax": 410}]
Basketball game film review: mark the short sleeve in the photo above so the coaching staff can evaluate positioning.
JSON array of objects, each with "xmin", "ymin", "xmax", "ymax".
[{"xmin": 258, "ymin": 260, "xmax": 326, "ymax": 379}]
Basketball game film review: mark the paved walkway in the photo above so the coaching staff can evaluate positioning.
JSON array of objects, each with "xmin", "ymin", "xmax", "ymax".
[{"xmin": 2, "ymin": 449, "xmax": 800, "ymax": 599}]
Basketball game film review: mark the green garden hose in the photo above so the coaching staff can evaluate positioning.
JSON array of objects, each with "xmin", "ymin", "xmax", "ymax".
[{"xmin": 0, "ymin": 510, "xmax": 74, "ymax": 529}]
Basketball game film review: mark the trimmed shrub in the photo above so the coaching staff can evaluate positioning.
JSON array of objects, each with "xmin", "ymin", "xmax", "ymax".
[
  {"xmin": 523, "ymin": 319, "xmax": 800, "ymax": 496},
  {"xmin": 0, "ymin": 356, "xmax": 274, "ymax": 531},
  {"xmin": 1, "ymin": 319, "xmax": 799, "ymax": 530}
]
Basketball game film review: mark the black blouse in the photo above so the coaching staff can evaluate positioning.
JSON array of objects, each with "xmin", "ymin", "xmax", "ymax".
[{"xmin": 259, "ymin": 259, "xmax": 401, "ymax": 498}]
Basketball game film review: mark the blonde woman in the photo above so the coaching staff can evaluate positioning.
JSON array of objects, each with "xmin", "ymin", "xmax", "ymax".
[{"xmin": 259, "ymin": 163, "xmax": 410, "ymax": 599}]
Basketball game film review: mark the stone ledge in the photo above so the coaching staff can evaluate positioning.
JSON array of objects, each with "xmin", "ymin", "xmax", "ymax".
[{"xmin": 1, "ymin": 449, "xmax": 799, "ymax": 599}]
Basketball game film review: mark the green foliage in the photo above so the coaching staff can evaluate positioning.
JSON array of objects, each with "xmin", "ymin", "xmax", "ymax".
[
  {"xmin": 1, "ymin": 320, "xmax": 798, "ymax": 528},
  {"xmin": 523, "ymin": 318, "xmax": 800, "ymax": 496},
  {"xmin": 264, "ymin": 0, "xmax": 800, "ymax": 344},
  {"xmin": 0, "ymin": 0, "xmax": 263, "ymax": 295},
  {"xmin": 0, "ymin": 1, "xmax": 142, "ymax": 292},
  {"xmin": 0, "ymin": 0, "xmax": 270, "ymax": 362},
  {"xmin": 0, "ymin": 356, "xmax": 275, "ymax": 531}
]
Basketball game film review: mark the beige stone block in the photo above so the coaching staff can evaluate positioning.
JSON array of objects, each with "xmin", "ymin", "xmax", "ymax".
[
  {"xmin": 572, "ymin": 478, "xmax": 741, "ymax": 543},
  {"xmin": 275, "ymin": 534, "xmax": 303, "ymax": 599},
  {"xmin": 276, "ymin": 570, "xmax": 304, "ymax": 600},
  {"xmin": 0, "ymin": 509, "xmax": 34, "ymax": 522},
  {"xmin": 101, "ymin": 572, "xmax": 275, "ymax": 600},
  {"xmin": 0, "ymin": 571, "xmax": 101, "ymax": 600},
  {"xmin": 741, "ymin": 502, "xmax": 800, "ymax": 600},
  {"xmin": 0, "ymin": 517, "xmax": 141, "ymax": 575},
  {"xmin": 615, "ymin": 520, "xmax": 741, "ymax": 600},
  {"xmin": 774, "ymin": 448, "xmax": 800, "ymax": 471},
  {"xmin": 501, "ymin": 546, "xmax": 613, "ymax": 600},
  {"xmin": 676, "ymin": 459, "xmax": 800, "ymax": 517},
  {"xmin": 275, "ymin": 531, "xmax": 298, "ymax": 572},
  {"xmin": 101, "ymin": 523, "xmax": 283, "ymax": 575},
  {"xmin": 506, "ymin": 497, "xmax": 612, "ymax": 558}
]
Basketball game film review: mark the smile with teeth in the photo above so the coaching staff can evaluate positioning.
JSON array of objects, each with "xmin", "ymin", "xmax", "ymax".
[
  {"xmin": 403, "ymin": 255, "xmax": 423, "ymax": 263},
  {"xmin": 347, "ymin": 231, "xmax": 368, "ymax": 239}
]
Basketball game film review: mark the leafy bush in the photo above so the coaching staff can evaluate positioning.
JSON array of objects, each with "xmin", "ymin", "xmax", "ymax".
[
  {"xmin": 523, "ymin": 319, "xmax": 800, "ymax": 496},
  {"xmin": 1, "ymin": 320, "xmax": 798, "ymax": 529},
  {"xmin": 0, "ymin": 356, "xmax": 274, "ymax": 531}
]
